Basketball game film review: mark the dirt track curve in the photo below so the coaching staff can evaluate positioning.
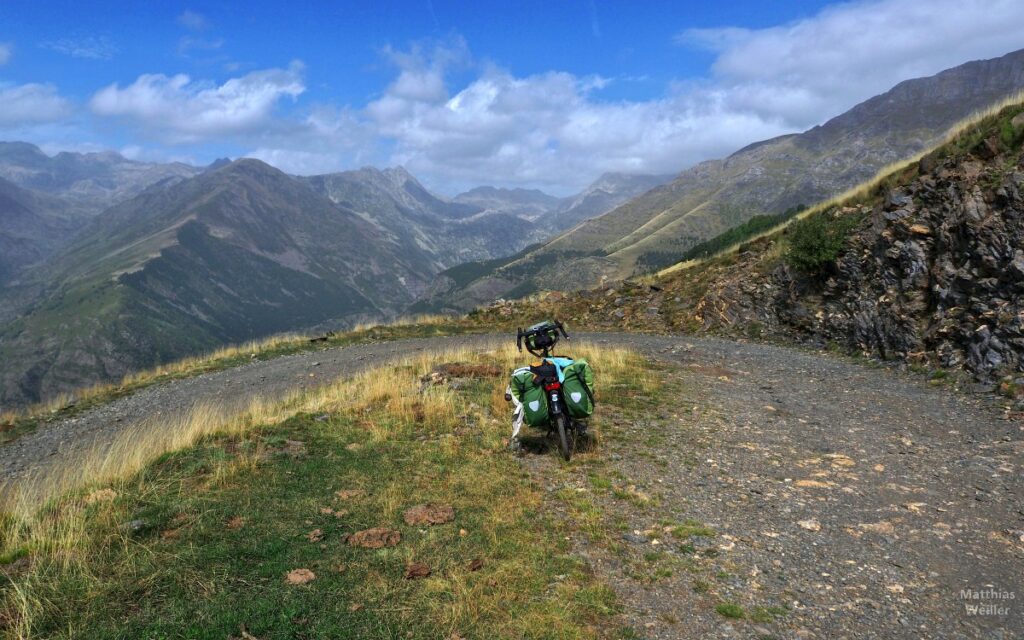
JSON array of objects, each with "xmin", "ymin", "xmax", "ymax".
[{"xmin": 2, "ymin": 332, "xmax": 1021, "ymax": 638}]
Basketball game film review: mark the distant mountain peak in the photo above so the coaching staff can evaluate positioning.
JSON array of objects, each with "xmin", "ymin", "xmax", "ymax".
[
  {"xmin": 205, "ymin": 157, "xmax": 233, "ymax": 172},
  {"xmin": 381, "ymin": 165, "xmax": 415, "ymax": 180},
  {"xmin": 0, "ymin": 141, "xmax": 49, "ymax": 164}
]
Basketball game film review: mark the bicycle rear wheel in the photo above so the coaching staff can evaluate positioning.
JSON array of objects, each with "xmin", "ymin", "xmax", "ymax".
[{"xmin": 554, "ymin": 414, "xmax": 572, "ymax": 461}]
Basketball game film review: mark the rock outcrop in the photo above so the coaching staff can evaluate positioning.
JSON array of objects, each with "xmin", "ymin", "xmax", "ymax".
[{"xmin": 696, "ymin": 133, "xmax": 1024, "ymax": 381}]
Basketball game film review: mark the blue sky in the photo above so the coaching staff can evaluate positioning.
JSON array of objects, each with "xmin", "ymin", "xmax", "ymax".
[{"xmin": 1, "ymin": 0, "xmax": 1023, "ymax": 194}]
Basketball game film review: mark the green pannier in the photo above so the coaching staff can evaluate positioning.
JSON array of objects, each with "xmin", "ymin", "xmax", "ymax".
[
  {"xmin": 510, "ymin": 367, "xmax": 549, "ymax": 427},
  {"xmin": 561, "ymin": 359, "xmax": 595, "ymax": 419}
]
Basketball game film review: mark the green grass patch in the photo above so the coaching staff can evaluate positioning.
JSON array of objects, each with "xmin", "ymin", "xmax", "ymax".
[
  {"xmin": 714, "ymin": 602, "xmax": 746, "ymax": 619},
  {"xmin": 750, "ymin": 605, "xmax": 788, "ymax": 623},
  {"xmin": 667, "ymin": 519, "xmax": 716, "ymax": 540}
]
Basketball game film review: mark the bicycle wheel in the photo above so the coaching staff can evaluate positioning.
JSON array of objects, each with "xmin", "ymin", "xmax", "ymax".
[{"xmin": 554, "ymin": 414, "xmax": 572, "ymax": 461}]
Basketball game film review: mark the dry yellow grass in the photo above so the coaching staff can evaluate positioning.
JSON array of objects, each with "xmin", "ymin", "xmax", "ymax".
[
  {"xmin": 2, "ymin": 340, "xmax": 638, "ymax": 516},
  {"xmin": 350, "ymin": 313, "xmax": 451, "ymax": 333},
  {"xmin": 0, "ymin": 340, "xmax": 645, "ymax": 638},
  {"xmin": 2, "ymin": 313, "xmax": 462, "ymax": 432}
]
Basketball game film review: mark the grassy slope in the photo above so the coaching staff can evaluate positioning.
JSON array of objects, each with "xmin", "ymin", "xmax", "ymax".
[{"xmin": 0, "ymin": 342, "xmax": 655, "ymax": 639}]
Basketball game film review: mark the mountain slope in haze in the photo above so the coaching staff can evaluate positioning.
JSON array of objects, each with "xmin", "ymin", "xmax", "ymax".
[
  {"xmin": 451, "ymin": 173, "xmax": 673, "ymax": 235},
  {"xmin": 0, "ymin": 160, "xmax": 434, "ymax": 406},
  {"xmin": 453, "ymin": 186, "xmax": 561, "ymax": 220},
  {"xmin": 430, "ymin": 48, "xmax": 1024, "ymax": 311},
  {"xmin": 303, "ymin": 167, "xmax": 535, "ymax": 268},
  {"xmin": 0, "ymin": 142, "xmax": 201, "ymax": 217},
  {"xmin": 412, "ymin": 173, "xmax": 673, "ymax": 312},
  {"xmin": 540, "ymin": 172, "xmax": 673, "ymax": 235},
  {"xmin": 0, "ymin": 177, "xmax": 81, "ymax": 285}
]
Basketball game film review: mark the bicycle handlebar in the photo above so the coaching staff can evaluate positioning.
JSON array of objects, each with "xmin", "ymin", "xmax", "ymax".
[{"xmin": 516, "ymin": 320, "xmax": 569, "ymax": 353}]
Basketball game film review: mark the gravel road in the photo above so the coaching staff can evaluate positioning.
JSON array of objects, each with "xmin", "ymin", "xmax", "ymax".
[
  {"xmin": 2, "ymin": 332, "xmax": 1020, "ymax": 638},
  {"xmin": 530, "ymin": 334, "xmax": 1022, "ymax": 639}
]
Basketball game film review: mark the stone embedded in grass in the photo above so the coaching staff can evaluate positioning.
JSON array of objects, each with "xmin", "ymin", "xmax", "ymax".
[
  {"xmin": 285, "ymin": 568, "xmax": 316, "ymax": 585},
  {"xmin": 307, "ymin": 529, "xmax": 324, "ymax": 542},
  {"xmin": 404, "ymin": 561, "xmax": 431, "ymax": 580},
  {"xmin": 122, "ymin": 519, "xmax": 147, "ymax": 534},
  {"xmin": 284, "ymin": 440, "xmax": 307, "ymax": 458},
  {"xmin": 348, "ymin": 527, "xmax": 401, "ymax": 548},
  {"xmin": 403, "ymin": 503, "xmax": 455, "ymax": 526},
  {"xmin": 335, "ymin": 489, "xmax": 367, "ymax": 500}
]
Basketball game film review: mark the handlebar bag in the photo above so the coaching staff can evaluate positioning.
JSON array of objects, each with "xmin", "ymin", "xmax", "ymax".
[
  {"xmin": 509, "ymin": 367, "xmax": 549, "ymax": 427},
  {"xmin": 561, "ymin": 359, "xmax": 595, "ymax": 418}
]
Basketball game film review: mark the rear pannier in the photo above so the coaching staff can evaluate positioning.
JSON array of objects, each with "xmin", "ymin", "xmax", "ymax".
[
  {"xmin": 509, "ymin": 367, "xmax": 549, "ymax": 427},
  {"xmin": 561, "ymin": 359, "xmax": 595, "ymax": 418}
]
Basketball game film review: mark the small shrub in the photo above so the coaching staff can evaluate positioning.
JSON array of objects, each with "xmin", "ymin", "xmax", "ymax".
[
  {"xmin": 1000, "ymin": 120, "xmax": 1016, "ymax": 147},
  {"xmin": 715, "ymin": 602, "xmax": 746, "ymax": 619},
  {"xmin": 751, "ymin": 605, "xmax": 788, "ymax": 623},
  {"xmin": 785, "ymin": 209, "xmax": 862, "ymax": 273}
]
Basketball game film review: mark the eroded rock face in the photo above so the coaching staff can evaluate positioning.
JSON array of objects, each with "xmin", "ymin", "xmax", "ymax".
[
  {"xmin": 804, "ymin": 158, "xmax": 1023, "ymax": 378},
  {"xmin": 702, "ymin": 152, "xmax": 1024, "ymax": 380}
]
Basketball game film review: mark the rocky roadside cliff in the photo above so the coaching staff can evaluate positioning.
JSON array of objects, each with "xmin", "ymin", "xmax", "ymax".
[{"xmin": 696, "ymin": 112, "xmax": 1024, "ymax": 382}]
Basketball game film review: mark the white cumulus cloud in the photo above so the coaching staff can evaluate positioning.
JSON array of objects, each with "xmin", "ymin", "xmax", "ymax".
[
  {"xmin": 678, "ymin": 0, "xmax": 1024, "ymax": 130},
  {"xmin": 350, "ymin": 0, "xmax": 1024, "ymax": 193},
  {"xmin": 0, "ymin": 82, "xmax": 73, "ymax": 127},
  {"xmin": 89, "ymin": 62, "xmax": 306, "ymax": 142}
]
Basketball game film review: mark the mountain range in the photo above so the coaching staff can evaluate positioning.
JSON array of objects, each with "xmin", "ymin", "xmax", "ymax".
[
  {"xmin": 0, "ymin": 151, "xmax": 663, "ymax": 406},
  {"xmin": 420, "ymin": 48, "xmax": 1024, "ymax": 312}
]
